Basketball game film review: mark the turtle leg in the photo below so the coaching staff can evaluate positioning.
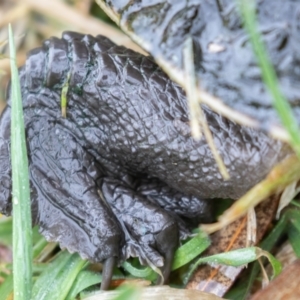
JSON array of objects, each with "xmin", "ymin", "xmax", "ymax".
[
  {"xmin": 136, "ymin": 176, "xmax": 214, "ymax": 230},
  {"xmin": 133, "ymin": 177, "xmax": 214, "ymax": 283},
  {"xmin": 101, "ymin": 178, "xmax": 179, "ymax": 284},
  {"xmin": 27, "ymin": 119, "xmax": 124, "ymax": 289}
]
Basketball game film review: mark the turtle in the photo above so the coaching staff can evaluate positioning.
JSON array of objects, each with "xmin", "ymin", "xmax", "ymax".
[{"xmin": 0, "ymin": 0, "xmax": 299, "ymax": 291}]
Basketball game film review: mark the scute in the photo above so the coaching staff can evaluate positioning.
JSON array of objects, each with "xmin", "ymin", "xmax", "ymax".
[{"xmin": 99, "ymin": 0, "xmax": 300, "ymax": 130}]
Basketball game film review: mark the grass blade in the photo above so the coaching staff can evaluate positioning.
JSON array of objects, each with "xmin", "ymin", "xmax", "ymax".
[
  {"xmin": 9, "ymin": 24, "xmax": 32, "ymax": 300},
  {"xmin": 172, "ymin": 230, "xmax": 210, "ymax": 271},
  {"xmin": 232, "ymin": 209, "xmax": 292, "ymax": 299},
  {"xmin": 0, "ymin": 274, "xmax": 14, "ymax": 300},
  {"xmin": 185, "ymin": 246, "xmax": 281, "ymax": 285},
  {"xmin": 66, "ymin": 270, "xmax": 102, "ymax": 300},
  {"xmin": 0, "ymin": 217, "xmax": 12, "ymax": 246},
  {"xmin": 122, "ymin": 261, "xmax": 155, "ymax": 279},
  {"xmin": 32, "ymin": 251, "xmax": 87, "ymax": 300}
]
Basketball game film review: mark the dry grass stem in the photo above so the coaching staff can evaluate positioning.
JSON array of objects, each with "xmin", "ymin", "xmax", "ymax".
[
  {"xmin": 202, "ymin": 155, "xmax": 300, "ymax": 233},
  {"xmin": 183, "ymin": 37, "xmax": 203, "ymax": 140},
  {"xmin": 246, "ymin": 208, "xmax": 257, "ymax": 247},
  {"xmin": 0, "ymin": 51, "xmax": 26, "ymax": 74},
  {"xmin": 23, "ymin": 0, "xmax": 145, "ymax": 53},
  {"xmin": 183, "ymin": 37, "xmax": 229, "ymax": 180},
  {"xmin": 0, "ymin": 3, "xmax": 29, "ymax": 28}
]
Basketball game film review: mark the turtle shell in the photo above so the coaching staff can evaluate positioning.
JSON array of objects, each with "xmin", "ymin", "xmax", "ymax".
[{"xmin": 97, "ymin": 0, "xmax": 300, "ymax": 135}]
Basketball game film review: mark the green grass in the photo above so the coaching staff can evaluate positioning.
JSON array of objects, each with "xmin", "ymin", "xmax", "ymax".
[
  {"xmin": 225, "ymin": 206, "xmax": 300, "ymax": 299},
  {"xmin": 2, "ymin": 1, "xmax": 300, "ymax": 299},
  {"xmin": 9, "ymin": 24, "xmax": 32, "ymax": 300}
]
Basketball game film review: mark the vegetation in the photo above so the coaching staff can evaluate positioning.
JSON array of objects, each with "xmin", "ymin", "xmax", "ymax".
[{"xmin": 1, "ymin": 1, "xmax": 300, "ymax": 299}]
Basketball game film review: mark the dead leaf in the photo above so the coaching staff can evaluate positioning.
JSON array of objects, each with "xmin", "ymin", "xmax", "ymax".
[{"xmin": 186, "ymin": 195, "xmax": 279, "ymax": 297}]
